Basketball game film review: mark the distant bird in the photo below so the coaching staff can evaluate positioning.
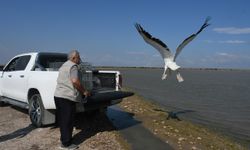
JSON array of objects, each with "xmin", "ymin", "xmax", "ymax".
[{"xmin": 135, "ymin": 17, "xmax": 211, "ymax": 82}]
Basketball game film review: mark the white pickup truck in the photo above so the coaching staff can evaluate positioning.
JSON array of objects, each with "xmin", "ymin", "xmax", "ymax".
[{"xmin": 0, "ymin": 52, "xmax": 133, "ymax": 127}]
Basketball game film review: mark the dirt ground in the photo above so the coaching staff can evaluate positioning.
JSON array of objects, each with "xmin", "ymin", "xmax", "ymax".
[{"xmin": 0, "ymin": 104, "xmax": 129, "ymax": 150}]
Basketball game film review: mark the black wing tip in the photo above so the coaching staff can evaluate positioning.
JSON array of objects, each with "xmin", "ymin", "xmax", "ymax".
[
  {"xmin": 134, "ymin": 22, "xmax": 143, "ymax": 32},
  {"xmin": 196, "ymin": 16, "xmax": 212, "ymax": 34},
  {"xmin": 134, "ymin": 22, "xmax": 139, "ymax": 28},
  {"xmin": 134, "ymin": 23, "xmax": 152, "ymax": 38},
  {"xmin": 134, "ymin": 23, "xmax": 168, "ymax": 50}
]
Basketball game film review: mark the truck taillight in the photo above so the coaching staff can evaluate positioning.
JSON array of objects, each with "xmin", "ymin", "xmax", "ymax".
[{"xmin": 119, "ymin": 74, "xmax": 122, "ymax": 88}]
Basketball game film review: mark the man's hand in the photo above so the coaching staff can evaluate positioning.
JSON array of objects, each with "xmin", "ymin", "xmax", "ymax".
[
  {"xmin": 83, "ymin": 91, "xmax": 91, "ymax": 97},
  {"xmin": 71, "ymin": 78, "xmax": 91, "ymax": 97}
]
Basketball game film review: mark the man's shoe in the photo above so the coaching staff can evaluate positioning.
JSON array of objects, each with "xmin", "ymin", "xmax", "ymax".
[{"xmin": 60, "ymin": 144, "xmax": 79, "ymax": 150}]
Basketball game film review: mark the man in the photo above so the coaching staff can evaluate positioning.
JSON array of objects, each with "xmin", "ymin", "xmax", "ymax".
[{"xmin": 54, "ymin": 50, "xmax": 90, "ymax": 150}]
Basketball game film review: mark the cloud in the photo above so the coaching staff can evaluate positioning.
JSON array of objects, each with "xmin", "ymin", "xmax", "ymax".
[
  {"xmin": 216, "ymin": 52, "xmax": 236, "ymax": 58},
  {"xmin": 153, "ymin": 54, "xmax": 161, "ymax": 57},
  {"xmin": 204, "ymin": 40, "xmax": 214, "ymax": 43},
  {"xmin": 199, "ymin": 52, "xmax": 250, "ymax": 64},
  {"xmin": 213, "ymin": 52, "xmax": 250, "ymax": 64},
  {"xmin": 218, "ymin": 40, "xmax": 246, "ymax": 44},
  {"xmin": 127, "ymin": 51, "xmax": 147, "ymax": 55},
  {"xmin": 204, "ymin": 40, "xmax": 247, "ymax": 44},
  {"xmin": 213, "ymin": 27, "xmax": 250, "ymax": 34}
]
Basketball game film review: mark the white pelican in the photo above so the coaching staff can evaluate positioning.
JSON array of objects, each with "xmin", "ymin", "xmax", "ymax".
[{"xmin": 135, "ymin": 17, "xmax": 210, "ymax": 82}]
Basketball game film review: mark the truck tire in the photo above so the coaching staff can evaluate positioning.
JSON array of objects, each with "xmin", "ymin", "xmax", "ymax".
[
  {"xmin": 0, "ymin": 97, "xmax": 5, "ymax": 106},
  {"xmin": 0, "ymin": 100, "xmax": 5, "ymax": 106},
  {"xmin": 29, "ymin": 93, "xmax": 45, "ymax": 127}
]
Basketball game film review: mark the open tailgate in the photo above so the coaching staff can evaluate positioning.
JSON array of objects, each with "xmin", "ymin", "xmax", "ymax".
[{"xmin": 85, "ymin": 91, "xmax": 134, "ymax": 104}]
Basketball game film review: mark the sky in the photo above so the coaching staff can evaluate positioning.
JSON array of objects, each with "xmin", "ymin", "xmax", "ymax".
[{"xmin": 0, "ymin": 0, "xmax": 250, "ymax": 69}]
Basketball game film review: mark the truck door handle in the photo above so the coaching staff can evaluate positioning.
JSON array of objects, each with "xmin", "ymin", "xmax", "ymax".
[
  {"xmin": 8, "ymin": 75, "xmax": 12, "ymax": 78},
  {"xmin": 20, "ymin": 75, "xmax": 24, "ymax": 78}
]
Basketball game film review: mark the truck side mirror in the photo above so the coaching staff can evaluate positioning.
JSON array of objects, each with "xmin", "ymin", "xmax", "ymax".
[
  {"xmin": 0, "ymin": 66, "xmax": 4, "ymax": 78},
  {"xmin": 0, "ymin": 65, "xmax": 4, "ymax": 71}
]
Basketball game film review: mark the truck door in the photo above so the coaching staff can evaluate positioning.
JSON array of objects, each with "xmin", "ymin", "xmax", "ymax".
[{"xmin": 2, "ymin": 55, "xmax": 31, "ymax": 102}]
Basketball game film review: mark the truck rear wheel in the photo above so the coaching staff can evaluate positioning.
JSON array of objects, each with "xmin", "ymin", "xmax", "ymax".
[
  {"xmin": 0, "ymin": 101, "xmax": 6, "ymax": 106},
  {"xmin": 29, "ymin": 94, "xmax": 44, "ymax": 127},
  {"xmin": 0, "ymin": 97, "xmax": 6, "ymax": 106}
]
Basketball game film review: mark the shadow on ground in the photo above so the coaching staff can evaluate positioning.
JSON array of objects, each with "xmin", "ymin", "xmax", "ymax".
[
  {"xmin": 72, "ymin": 107, "xmax": 141, "ymax": 145},
  {"xmin": 153, "ymin": 108, "xmax": 196, "ymax": 121},
  {"xmin": 107, "ymin": 106, "xmax": 141, "ymax": 130},
  {"xmin": 0, "ymin": 104, "xmax": 141, "ymax": 146},
  {"xmin": 0, "ymin": 105, "xmax": 35, "ymax": 143},
  {"xmin": 0, "ymin": 124, "xmax": 36, "ymax": 143}
]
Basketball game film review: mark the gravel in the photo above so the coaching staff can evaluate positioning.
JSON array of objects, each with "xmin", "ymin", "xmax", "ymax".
[{"xmin": 0, "ymin": 105, "xmax": 129, "ymax": 150}]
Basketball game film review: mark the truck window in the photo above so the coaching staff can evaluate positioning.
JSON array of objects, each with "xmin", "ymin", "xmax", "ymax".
[
  {"xmin": 3, "ymin": 57, "xmax": 20, "ymax": 72},
  {"xmin": 36, "ymin": 54, "xmax": 67, "ymax": 71},
  {"xmin": 4, "ymin": 55, "xmax": 31, "ymax": 72},
  {"xmin": 15, "ymin": 55, "xmax": 31, "ymax": 71}
]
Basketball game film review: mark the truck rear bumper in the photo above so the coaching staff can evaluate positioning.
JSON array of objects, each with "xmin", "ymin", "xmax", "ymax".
[
  {"xmin": 77, "ymin": 91, "xmax": 134, "ymax": 112},
  {"xmin": 86, "ymin": 91, "xmax": 134, "ymax": 103}
]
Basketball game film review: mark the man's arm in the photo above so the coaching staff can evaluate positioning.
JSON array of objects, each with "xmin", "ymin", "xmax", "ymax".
[
  {"xmin": 71, "ymin": 77, "xmax": 90, "ymax": 97},
  {"xmin": 70, "ymin": 66, "xmax": 90, "ymax": 96}
]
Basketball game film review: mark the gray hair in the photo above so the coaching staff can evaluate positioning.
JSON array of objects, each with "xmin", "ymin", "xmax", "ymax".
[{"xmin": 68, "ymin": 50, "xmax": 79, "ymax": 60}]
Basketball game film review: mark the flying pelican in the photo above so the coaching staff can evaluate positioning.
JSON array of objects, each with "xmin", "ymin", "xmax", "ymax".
[{"xmin": 135, "ymin": 17, "xmax": 210, "ymax": 82}]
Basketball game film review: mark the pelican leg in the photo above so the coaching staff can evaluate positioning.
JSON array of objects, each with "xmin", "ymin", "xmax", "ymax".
[
  {"xmin": 176, "ymin": 71, "xmax": 184, "ymax": 82},
  {"xmin": 162, "ymin": 67, "xmax": 168, "ymax": 80}
]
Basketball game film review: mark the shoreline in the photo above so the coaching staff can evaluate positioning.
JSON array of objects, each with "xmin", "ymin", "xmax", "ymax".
[
  {"xmin": 118, "ymin": 89, "xmax": 248, "ymax": 149},
  {"xmin": 96, "ymin": 66, "xmax": 250, "ymax": 71},
  {"xmin": 1, "ymin": 64, "xmax": 249, "ymax": 72}
]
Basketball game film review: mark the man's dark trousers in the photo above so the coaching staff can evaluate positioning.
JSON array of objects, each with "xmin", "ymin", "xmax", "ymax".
[{"xmin": 54, "ymin": 97, "xmax": 76, "ymax": 146}]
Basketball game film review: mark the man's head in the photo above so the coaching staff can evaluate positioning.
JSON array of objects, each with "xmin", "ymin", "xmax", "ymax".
[{"xmin": 68, "ymin": 50, "xmax": 81, "ymax": 64}]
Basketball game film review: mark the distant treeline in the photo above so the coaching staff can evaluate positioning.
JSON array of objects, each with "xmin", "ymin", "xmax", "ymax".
[{"xmin": 96, "ymin": 66, "xmax": 249, "ymax": 71}]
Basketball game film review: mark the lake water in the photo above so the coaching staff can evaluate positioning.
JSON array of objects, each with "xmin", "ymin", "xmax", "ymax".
[{"xmin": 117, "ymin": 68, "xmax": 250, "ymax": 145}]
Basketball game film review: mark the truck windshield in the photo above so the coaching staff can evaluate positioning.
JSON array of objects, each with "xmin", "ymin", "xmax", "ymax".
[{"xmin": 35, "ymin": 53, "xmax": 67, "ymax": 71}]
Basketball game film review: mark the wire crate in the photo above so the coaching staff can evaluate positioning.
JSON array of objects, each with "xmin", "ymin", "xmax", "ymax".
[{"xmin": 78, "ymin": 62, "xmax": 94, "ymax": 91}]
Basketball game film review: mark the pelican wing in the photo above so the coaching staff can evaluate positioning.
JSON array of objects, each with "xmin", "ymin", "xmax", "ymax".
[
  {"xmin": 174, "ymin": 17, "xmax": 211, "ymax": 61},
  {"xmin": 135, "ymin": 23, "xmax": 172, "ymax": 59}
]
